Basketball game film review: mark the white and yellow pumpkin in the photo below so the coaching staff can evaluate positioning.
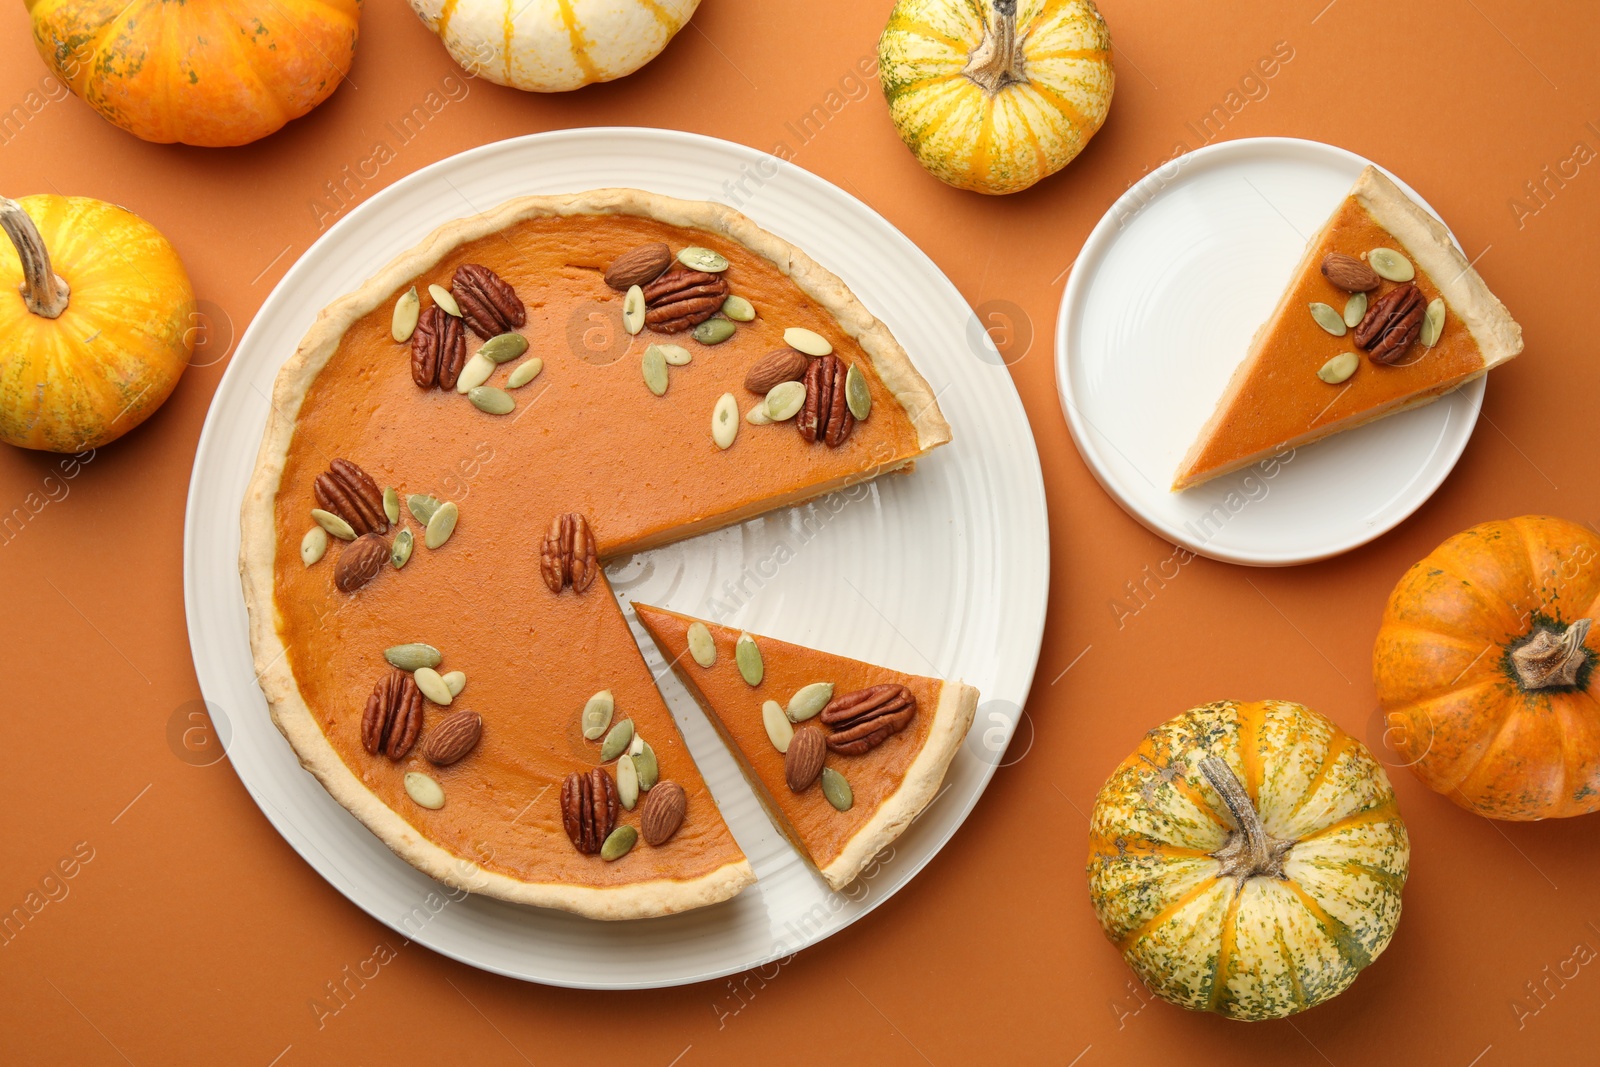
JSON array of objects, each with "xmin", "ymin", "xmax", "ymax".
[
  {"xmin": 1087, "ymin": 700, "xmax": 1409, "ymax": 1021},
  {"xmin": 878, "ymin": 0, "xmax": 1115, "ymax": 194},
  {"xmin": 409, "ymin": 0, "xmax": 700, "ymax": 92}
]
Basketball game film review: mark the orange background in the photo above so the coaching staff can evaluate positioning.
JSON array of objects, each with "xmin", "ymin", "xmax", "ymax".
[{"xmin": 2, "ymin": 2, "xmax": 1598, "ymax": 1063}]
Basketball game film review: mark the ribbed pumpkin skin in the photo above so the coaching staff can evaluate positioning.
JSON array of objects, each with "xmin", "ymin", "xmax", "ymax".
[
  {"xmin": 0, "ymin": 196, "xmax": 194, "ymax": 451},
  {"xmin": 1087, "ymin": 700, "xmax": 1409, "ymax": 1021},
  {"xmin": 409, "ymin": 0, "xmax": 701, "ymax": 92},
  {"xmin": 878, "ymin": 0, "xmax": 1114, "ymax": 194},
  {"xmin": 27, "ymin": 0, "xmax": 362, "ymax": 147},
  {"xmin": 1374, "ymin": 516, "xmax": 1600, "ymax": 820}
]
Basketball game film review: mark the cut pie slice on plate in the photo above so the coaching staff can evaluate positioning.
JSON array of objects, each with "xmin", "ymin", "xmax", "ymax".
[
  {"xmin": 1173, "ymin": 165, "xmax": 1523, "ymax": 491},
  {"xmin": 633, "ymin": 603, "xmax": 979, "ymax": 890}
]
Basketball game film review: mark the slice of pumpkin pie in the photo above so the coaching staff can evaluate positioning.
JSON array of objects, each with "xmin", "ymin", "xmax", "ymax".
[
  {"xmin": 634, "ymin": 603, "xmax": 978, "ymax": 889},
  {"xmin": 1173, "ymin": 165, "xmax": 1523, "ymax": 491}
]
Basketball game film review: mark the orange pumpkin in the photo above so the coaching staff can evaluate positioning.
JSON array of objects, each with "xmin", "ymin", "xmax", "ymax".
[
  {"xmin": 1374, "ymin": 516, "xmax": 1600, "ymax": 820},
  {"xmin": 26, "ymin": 0, "xmax": 362, "ymax": 147},
  {"xmin": 0, "ymin": 195, "xmax": 195, "ymax": 451}
]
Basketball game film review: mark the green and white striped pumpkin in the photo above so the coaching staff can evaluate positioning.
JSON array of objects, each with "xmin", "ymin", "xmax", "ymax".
[
  {"xmin": 877, "ymin": 0, "xmax": 1115, "ymax": 194},
  {"xmin": 1087, "ymin": 700, "xmax": 1410, "ymax": 1021}
]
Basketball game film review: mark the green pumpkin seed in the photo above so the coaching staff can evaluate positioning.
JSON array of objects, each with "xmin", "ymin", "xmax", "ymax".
[
  {"xmin": 600, "ymin": 719, "xmax": 634, "ymax": 762},
  {"xmin": 1368, "ymin": 247, "xmax": 1414, "ymax": 282},
  {"xmin": 582, "ymin": 690, "xmax": 615, "ymax": 741},
  {"xmin": 601, "ymin": 824, "xmax": 638, "ymax": 861},
  {"xmin": 712, "ymin": 393, "xmax": 739, "ymax": 449},
  {"xmin": 633, "ymin": 741, "xmax": 658, "ymax": 792},
  {"xmin": 722, "ymin": 295, "xmax": 756, "ymax": 322},
  {"xmin": 694, "ymin": 317, "xmax": 736, "ymax": 345},
  {"xmin": 783, "ymin": 327, "xmax": 832, "ymax": 357},
  {"xmin": 478, "ymin": 332, "xmax": 528, "ymax": 364},
  {"xmin": 311, "ymin": 508, "xmax": 356, "ymax": 541},
  {"xmin": 765, "ymin": 380, "xmax": 806, "ymax": 422},
  {"xmin": 424, "ymin": 501, "xmax": 458, "ymax": 549},
  {"xmin": 678, "ymin": 246, "xmax": 729, "ymax": 273},
  {"xmin": 392, "ymin": 286, "xmax": 420, "ymax": 343},
  {"xmin": 404, "ymin": 771, "xmax": 445, "ymax": 810},
  {"xmin": 1308, "ymin": 302, "xmax": 1347, "ymax": 336},
  {"xmin": 821, "ymin": 767, "xmax": 852, "ymax": 811},
  {"xmin": 407, "ymin": 494, "xmax": 441, "ymax": 526},
  {"xmin": 1420, "ymin": 298, "xmax": 1446, "ymax": 347},
  {"xmin": 745, "ymin": 404, "xmax": 772, "ymax": 426},
  {"xmin": 787, "ymin": 682, "xmax": 834, "ymax": 722},
  {"xmin": 1343, "ymin": 291, "xmax": 1368, "ymax": 328},
  {"xmin": 390, "ymin": 528, "xmax": 414, "ymax": 569},
  {"xmin": 1317, "ymin": 352, "xmax": 1360, "ymax": 385},
  {"xmin": 455, "ymin": 352, "xmax": 497, "ymax": 394},
  {"xmin": 736, "ymin": 633, "xmax": 763, "ymax": 686},
  {"xmin": 414, "ymin": 667, "xmax": 453, "ymax": 705},
  {"xmin": 687, "ymin": 622, "xmax": 716, "ymax": 667},
  {"xmin": 617, "ymin": 753, "xmax": 640, "ymax": 810},
  {"xmin": 428, "ymin": 283, "xmax": 461, "ymax": 317},
  {"xmin": 642, "ymin": 346, "xmax": 669, "ymax": 396},
  {"xmin": 845, "ymin": 364, "xmax": 871, "ymax": 420},
  {"xmin": 443, "ymin": 670, "xmax": 466, "ymax": 697},
  {"xmin": 382, "ymin": 486, "xmax": 401, "ymax": 525},
  {"xmin": 763, "ymin": 700, "xmax": 793, "ymax": 753},
  {"xmin": 622, "ymin": 284, "xmax": 646, "ymax": 336},
  {"xmin": 384, "ymin": 643, "xmax": 442, "ymax": 671},
  {"xmin": 468, "ymin": 386, "xmax": 514, "ymax": 415},
  {"xmin": 651, "ymin": 343, "xmax": 692, "ymax": 366},
  {"xmin": 507, "ymin": 357, "xmax": 544, "ymax": 388},
  {"xmin": 301, "ymin": 526, "xmax": 328, "ymax": 566}
]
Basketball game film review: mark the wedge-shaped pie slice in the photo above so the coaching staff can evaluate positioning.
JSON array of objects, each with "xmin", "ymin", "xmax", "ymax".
[
  {"xmin": 1174, "ymin": 165, "xmax": 1523, "ymax": 491},
  {"xmin": 634, "ymin": 603, "xmax": 978, "ymax": 890}
]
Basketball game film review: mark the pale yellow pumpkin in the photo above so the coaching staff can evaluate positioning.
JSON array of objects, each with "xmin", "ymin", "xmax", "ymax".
[
  {"xmin": 1087, "ymin": 700, "xmax": 1409, "ymax": 1020},
  {"xmin": 409, "ymin": 0, "xmax": 700, "ymax": 92},
  {"xmin": 878, "ymin": 0, "xmax": 1115, "ymax": 194}
]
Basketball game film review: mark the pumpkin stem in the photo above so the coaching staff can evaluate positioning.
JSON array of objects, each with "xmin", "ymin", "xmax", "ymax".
[
  {"xmin": 964, "ymin": 0, "xmax": 1028, "ymax": 94},
  {"xmin": 1199, "ymin": 756, "xmax": 1294, "ymax": 886},
  {"xmin": 1511, "ymin": 617, "xmax": 1593, "ymax": 690},
  {"xmin": 1, "ymin": 196, "xmax": 70, "ymax": 319}
]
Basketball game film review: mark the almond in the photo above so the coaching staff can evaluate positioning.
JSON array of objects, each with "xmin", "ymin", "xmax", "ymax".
[
  {"xmin": 604, "ymin": 242, "xmax": 672, "ymax": 291},
  {"xmin": 422, "ymin": 709, "xmax": 483, "ymax": 766},
  {"xmin": 1320, "ymin": 252, "xmax": 1380, "ymax": 293},
  {"xmin": 744, "ymin": 348, "xmax": 809, "ymax": 394},
  {"xmin": 784, "ymin": 726, "xmax": 827, "ymax": 792},
  {"xmin": 640, "ymin": 780, "xmax": 687, "ymax": 845},
  {"xmin": 334, "ymin": 533, "xmax": 388, "ymax": 593}
]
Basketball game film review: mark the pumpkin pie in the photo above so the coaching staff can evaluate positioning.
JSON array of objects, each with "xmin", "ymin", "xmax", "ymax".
[
  {"xmin": 633, "ymin": 603, "xmax": 979, "ymax": 890},
  {"xmin": 1173, "ymin": 166, "xmax": 1523, "ymax": 491},
  {"xmin": 239, "ymin": 189, "xmax": 953, "ymax": 919}
]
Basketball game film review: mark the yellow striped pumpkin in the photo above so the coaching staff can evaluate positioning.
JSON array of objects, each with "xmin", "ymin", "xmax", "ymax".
[
  {"xmin": 878, "ymin": 0, "xmax": 1115, "ymax": 194},
  {"xmin": 1087, "ymin": 700, "xmax": 1409, "ymax": 1021},
  {"xmin": 409, "ymin": 0, "xmax": 701, "ymax": 92}
]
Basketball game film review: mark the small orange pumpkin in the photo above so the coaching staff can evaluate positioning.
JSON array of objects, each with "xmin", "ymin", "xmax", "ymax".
[
  {"xmin": 0, "ymin": 195, "xmax": 194, "ymax": 451},
  {"xmin": 1374, "ymin": 516, "xmax": 1600, "ymax": 820},
  {"xmin": 26, "ymin": 0, "xmax": 362, "ymax": 147}
]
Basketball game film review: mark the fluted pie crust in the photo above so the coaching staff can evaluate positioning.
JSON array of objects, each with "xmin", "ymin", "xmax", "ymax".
[{"xmin": 240, "ymin": 189, "xmax": 955, "ymax": 919}]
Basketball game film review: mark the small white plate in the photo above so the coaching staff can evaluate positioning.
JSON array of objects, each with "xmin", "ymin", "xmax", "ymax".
[
  {"xmin": 183, "ymin": 128, "xmax": 1048, "ymax": 988},
  {"xmin": 1055, "ymin": 137, "xmax": 1483, "ymax": 566}
]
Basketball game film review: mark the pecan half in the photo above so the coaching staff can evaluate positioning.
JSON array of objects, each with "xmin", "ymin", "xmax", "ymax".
[
  {"xmin": 411, "ymin": 305, "xmax": 466, "ymax": 389},
  {"xmin": 820, "ymin": 684, "xmax": 918, "ymax": 755},
  {"xmin": 1355, "ymin": 282, "xmax": 1426, "ymax": 364},
  {"xmin": 540, "ymin": 512, "xmax": 598, "ymax": 594},
  {"xmin": 605, "ymin": 242, "xmax": 673, "ymax": 291},
  {"xmin": 796, "ymin": 355, "xmax": 855, "ymax": 447},
  {"xmin": 451, "ymin": 263, "xmax": 526, "ymax": 340},
  {"xmin": 361, "ymin": 670, "xmax": 424, "ymax": 760},
  {"xmin": 642, "ymin": 268, "xmax": 729, "ymax": 332},
  {"xmin": 334, "ymin": 533, "xmax": 389, "ymax": 593},
  {"xmin": 314, "ymin": 458, "xmax": 387, "ymax": 536},
  {"xmin": 561, "ymin": 768, "xmax": 618, "ymax": 855}
]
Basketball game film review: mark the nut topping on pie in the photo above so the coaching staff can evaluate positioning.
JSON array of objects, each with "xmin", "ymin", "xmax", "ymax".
[
  {"xmin": 422, "ymin": 709, "xmax": 483, "ymax": 766},
  {"xmin": 313, "ymin": 458, "xmax": 388, "ymax": 536},
  {"xmin": 334, "ymin": 533, "xmax": 389, "ymax": 593},
  {"xmin": 1356, "ymin": 282, "xmax": 1426, "ymax": 364},
  {"xmin": 784, "ymin": 725, "xmax": 827, "ymax": 792},
  {"xmin": 411, "ymin": 304, "xmax": 466, "ymax": 390},
  {"xmin": 1320, "ymin": 252, "xmax": 1381, "ymax": 292},
  {"xmin": 744, "ymin": 348, "xmax": 809, "ymax": 394},
  {"xmin": 540, "ymin": 512, "xmax": 599, "ymax": 594},
  {"xmin": 361, "ymin": 669, "xmax": 425, "ymax": 760},
  {"xmin": 798, "ymin": 355, "xmax": 855, "ymax": 447},
  {"xmin": 451, "ymin": 263, "xmax": 526, "ymax": 340},
  {"xmin": 821, "ymin": 684, "xmax": 919, "ymax": 755},
  {"xmin": 604, "ymin": 242, "xmax": 673, "ymax": 291},
  {"xmin": 640, "ymin": 780, "xmax": 687, "ymax": 845},
  {"xmin": 562, "ymin": 768, "xmax": 619, "ymax": 855},
  {"xmin": 642, "ymin": 268, "xmax": 730, "ymax": 332}
]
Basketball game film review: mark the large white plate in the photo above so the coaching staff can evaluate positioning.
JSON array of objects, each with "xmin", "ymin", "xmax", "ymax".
[
  {"xmin": 1056, "ymin": 137, "xmax": 1483, "ymax": 566},
  {"xmin": 183, "ymin": 128, "xmax": 1047, "ymax": 988}
]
